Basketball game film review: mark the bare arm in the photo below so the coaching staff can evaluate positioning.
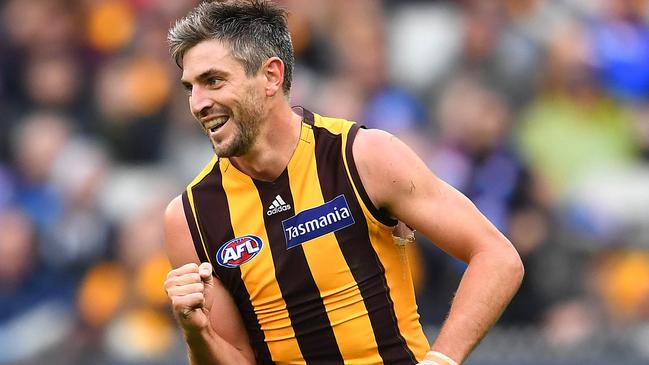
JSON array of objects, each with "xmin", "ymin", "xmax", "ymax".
[
  {"xmin": 353, "ymin": 129, "xmax": 524, "ymax": 364},
  {"xmin": 164, "ymin": 196, "xmax": 256, "ymax": 365}
]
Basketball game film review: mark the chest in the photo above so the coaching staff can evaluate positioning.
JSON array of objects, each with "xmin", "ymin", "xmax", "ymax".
[{"xmin": 212, "ymin": 178, "xmax": 361, "ymax": 295}]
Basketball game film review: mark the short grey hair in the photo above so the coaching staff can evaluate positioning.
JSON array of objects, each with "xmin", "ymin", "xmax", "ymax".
[{"xmin": 168, "ymin": 0, "xmax": 294, "ymax": 94}]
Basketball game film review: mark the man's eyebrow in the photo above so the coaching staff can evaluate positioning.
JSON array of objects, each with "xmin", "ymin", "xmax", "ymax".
[{"xmin": 181, "ymin": 68, "xmax": 229, "ymax": 84}]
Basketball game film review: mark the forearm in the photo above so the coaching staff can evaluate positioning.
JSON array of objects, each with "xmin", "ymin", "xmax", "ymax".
[
  {"xmin": 184, "ymin": 326, "xmax": 255, "ymax": 365},
  {"xmin": 430, "ymin": 248, "xmax": 523, "ymax": 364}
]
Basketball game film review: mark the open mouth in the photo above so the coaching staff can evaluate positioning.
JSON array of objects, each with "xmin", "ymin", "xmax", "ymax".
[{"xmin": 203, "ymin": 116, "xmax": 228, "ymax": 133}]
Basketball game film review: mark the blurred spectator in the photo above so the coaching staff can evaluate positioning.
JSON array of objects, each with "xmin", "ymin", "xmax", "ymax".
[
  {"xmin": 593, "ymin": 250, "xmax": 649, "ymax": 322},
  {"xmin": 10, "ymin": 111, "xmax": 70, "ymax": 229},
  {"xmin": 424, "ymin": 75, "xmax": 569, "ymax": 326},
  {"xmin": 0, "ymin": 166, "xmax": 15, "ymax": 211},
  {"xmin": 588, "ymin": 0, "xmax": 649, "ymax": 102},
  {"xmin": 459, "ymin": 0, "xmax": 538, "ymax": 101},
  {"xmin": 0, "ymin": 208, "xmax": 75, "ymax": 363},
  {"xmin": 362, "ymin": 87, "xmax": 429, "ymax": 135},
  {"xmin": 632, "ymin": 102, "xmax": 649, "ymax": 159},
  {"xmin": 93, "ymin": 55, "xmax": 171, "ymax": 162},
  {"xmin": 386, "ymin": 2, "xmax": 462, "ymax": 93},
  {"xmin": 23, "ymin": 52, "xmax": 82, "ymax": 109},
  {"xmin": 85, "ymin": 0, "xmax": 136, "ymax": 53},
  {"xmin": 43, "ymin": 138, "xmax": 113, "ymax": 272},
  {"xmin": 518, "ymin": 21, "xmax": 649, "ymax": 245},
  {"xmin": 0, "ymin": 208, "xmax": 38, "ymax": 321},
  {"xmin": 517, "ymin": 23, "xmax": 637, "ymax": 199},
  {"xmin": 541, "ymin": 298, "xmax": 600, "ymax": 350},
  {"xmin": 430, "ymin": 75, "xmax": 525, "ymax": 232},
  {"xmin": 2, "ymin": 0, "xmax": 79, "ymax": 54},
  {"xmin": 77, "ymin": 194, "xmax": 173, "ymax": 363}
]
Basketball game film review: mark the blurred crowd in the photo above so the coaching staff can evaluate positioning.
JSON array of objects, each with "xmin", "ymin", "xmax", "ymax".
[{"xmin": 1, "ymin": 0, "xmax": 649, "ymax": 364}]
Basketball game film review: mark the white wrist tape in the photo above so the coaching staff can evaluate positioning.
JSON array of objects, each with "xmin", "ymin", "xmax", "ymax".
[
  {"xmin": 417, "ymin": 361, "xmax": 442, "ymax": 365},
  {"xmin": 417, "ymin": 351, "xmax": 459, "ymax": 365}
]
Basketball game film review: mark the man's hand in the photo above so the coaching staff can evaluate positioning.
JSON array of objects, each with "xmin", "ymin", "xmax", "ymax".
[{"xmin": 164, "ymin": 262, "xmax": 215, "ymax": 333}]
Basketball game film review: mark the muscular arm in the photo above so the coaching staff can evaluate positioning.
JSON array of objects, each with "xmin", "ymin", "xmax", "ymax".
[
  {"xmin": 164, "ymin": 196, "xmax": 255, "ymax": 365},
  {"xmin": 353, "ymin": 129, "xmax": 524, "ymax": 364}
]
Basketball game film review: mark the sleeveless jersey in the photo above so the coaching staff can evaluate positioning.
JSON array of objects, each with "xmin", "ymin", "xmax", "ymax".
[{"xmin": 182, "ymin": 110, "xmax": 429, "ymax": 364}]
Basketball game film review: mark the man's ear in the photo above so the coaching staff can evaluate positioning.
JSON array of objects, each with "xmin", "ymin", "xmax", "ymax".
[{"xmin": 262, "ymin": 57, "xmax": 285, "ymax": 97}]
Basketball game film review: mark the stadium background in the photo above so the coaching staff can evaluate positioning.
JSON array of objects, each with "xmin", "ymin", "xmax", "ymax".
[{"xmin": 1, "ymin": 0, "xmax": 649, "ymax": 364}]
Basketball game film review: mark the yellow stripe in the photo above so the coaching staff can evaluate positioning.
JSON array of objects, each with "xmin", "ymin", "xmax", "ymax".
[
  {"xmin": 313, "ymin": 113, "xmax": 347, "ymax": 135},
  {"xmin": 291, "ymin": 119, "xmax": 382, "ymax": 363},
  {"xmin": 335, "ymin": 117, "xmax": 430, "ymax": 359},
  {"xmin": 186, "ymin": 156, "xmax": 219, "ymax": 266},
  {"xmin": 368, "ymin": 225, "xmax": 430, "ymax": 359},
  {"xmin": 219, "ymin": 162, "xmax": 303, "ymax": 363}
]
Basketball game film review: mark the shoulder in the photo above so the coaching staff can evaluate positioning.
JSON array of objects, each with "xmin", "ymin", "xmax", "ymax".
[
  {"xmin": 165, "ymin": 195, "xmax": 184, "ymax": 221},
  {"xmin": 164, "ymin": 195, "xmax": 188, "ymax": 237},
  {"xmin": 351, "ymin": 128, "xmax": 390, "ymax": 185},
  {"xmin": 353, "ymin": 127, "xmax": 430, "ymax": 166},
  {"xmin": 355, "ymin": 128, "xmax": 425, "ymax": 177},
  {"xmin": 353, "ymin": 128, "xmax": 408, "ymax": 163},
  {"xmin": 350, "ymin": 128, "xmax": 431, "ymax": 213}
]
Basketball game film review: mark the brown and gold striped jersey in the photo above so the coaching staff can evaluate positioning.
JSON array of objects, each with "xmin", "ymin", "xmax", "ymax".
[{"xmin": 181, "ymin": 109, "xmax": 429, "ymax": 364}]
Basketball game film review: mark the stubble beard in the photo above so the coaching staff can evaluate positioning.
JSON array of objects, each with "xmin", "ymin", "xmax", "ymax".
[{"xmin": 210, "ymin": 87, "xmax": 264, "ymax": 158}]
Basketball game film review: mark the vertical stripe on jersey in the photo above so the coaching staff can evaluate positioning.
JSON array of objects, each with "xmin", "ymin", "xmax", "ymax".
[
  {"xmin": 185, "ymin": 156, "xmax": 220, "ymax": 268},
  {"xmin": 286, "ymin": 123, "xmax": 383, "ymax": 364},
  {"xmin": 343, "ymin": 126, "xmax": 397, "ymax": 227},
  {"xmin": 187, "ymin": 162, "xmax": 273, "ymax": 363},
  {"xmin": 253, "ymin": 170, "xmax": 344, "ymax": 364},
  {"xmin": 220, "ymin": 162, "xmax": 302, "ymax": 362},
  {"xmin": 181, "ymin": 192, "xmax": 209, "ymax": 263},
  {"xmin": 311, "ymin": 120, "xmax": 418, "ymax": 364},
  {"xmin": 343, "ymin": 124, "xmax": 430, "ymax": 360}
]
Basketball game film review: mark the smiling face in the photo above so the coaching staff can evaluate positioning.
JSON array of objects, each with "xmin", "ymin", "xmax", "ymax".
[{"xmin": 181, "ymin": 39, "xmax": 266, "ymax": 157}]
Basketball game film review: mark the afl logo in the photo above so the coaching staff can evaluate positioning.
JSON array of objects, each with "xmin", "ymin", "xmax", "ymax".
[{"xmin": 216, "ymin": 235, "xmax": 263, "ymax": 268}]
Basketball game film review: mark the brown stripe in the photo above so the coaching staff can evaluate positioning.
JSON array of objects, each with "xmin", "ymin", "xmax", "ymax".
[
  {"xmin": 345, "ymin": 124, "xmax": 398, "ymax": 227},
  {"xmin": 189, "ymin": 164, "xmax": 273, "ymax": 363},
  {"xmin": 253, "ymin": 171, "xmax": 344, "ymax": 364},
  {"xmin": 312, "ymin": 124, "xmax": 416, "ymax": 364},
  {"xmin": 294, "ymin": 106, "xmax": 315, "ymax": 126},
  {"xmin": 182, "ymin": 191, "xmax": 209, "ymax": 264},
  {"xmin": 302, "ymin": 108, "xmax": 315, "ymax": 126}
]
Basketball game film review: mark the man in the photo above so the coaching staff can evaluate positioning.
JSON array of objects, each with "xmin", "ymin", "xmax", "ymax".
[{"xmin": 163, "ymin": 1, "xmax": 523, "ymax": 364}]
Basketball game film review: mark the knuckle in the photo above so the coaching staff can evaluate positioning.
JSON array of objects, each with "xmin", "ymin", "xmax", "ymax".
[
  {"xmin": 172, "ymin": 294, "xmax": 202, "ymax": 312},
  {"xmin": 164, "ymin": 278, "xmax": 178, "ymax": 290},
  {"xmin": 165, "ymin": 270, "xmax": 176, "ymax": 280},
  {"xmin": 164, "ymin": 275, "xmax": 178, "ymax": 286},
  {"xmin": 182, "ymin": 273, "xmax": 199, "ymax": 284},
  {"xmin": 166, "ymin": 289, "xmax": 177, "ymax": 299},
  {"xmin": 167, "ymin": 287, "xmax": 183, "ymax": 297},
  {"xmin": 171, "ymin": 299, "xmax": 184, "ymax": 311}
]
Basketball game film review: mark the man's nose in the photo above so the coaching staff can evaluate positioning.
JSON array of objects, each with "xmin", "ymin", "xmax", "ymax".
[{"xmin": 190, "ymin": 87, "xmax": 214, "ymax": 117}]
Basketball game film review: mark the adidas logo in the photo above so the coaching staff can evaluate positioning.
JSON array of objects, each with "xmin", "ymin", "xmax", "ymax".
[{"xmin": 267, "ymin": 195, "xmax": 291, "ymax": 216}]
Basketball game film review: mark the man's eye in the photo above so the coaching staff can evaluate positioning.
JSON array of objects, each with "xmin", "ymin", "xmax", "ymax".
[
  {"xmin": 207, "ymin": 77, "xmax": 221, "ymax": 87},
  {"xmin": 183, "ymin": 84, "xmax": 192, "ymax": 95}
]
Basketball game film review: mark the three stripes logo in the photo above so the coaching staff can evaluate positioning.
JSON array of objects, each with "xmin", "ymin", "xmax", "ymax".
[{"xmin": 267, "ymin": 195, "xmax": 292, "ymax": 216}]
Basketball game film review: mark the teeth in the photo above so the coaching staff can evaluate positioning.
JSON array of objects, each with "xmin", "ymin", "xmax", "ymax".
[{"xmin": 204, "ymin": 116, "xmax": 228, "ymax": 131}]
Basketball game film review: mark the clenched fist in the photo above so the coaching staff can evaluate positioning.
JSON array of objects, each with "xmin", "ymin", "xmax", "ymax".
[{"xmin": 164, "ymin": 262, "xmax": 215, "ymax": 333}]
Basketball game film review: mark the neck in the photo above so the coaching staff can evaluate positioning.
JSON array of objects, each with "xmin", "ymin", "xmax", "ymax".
[{"xmin": 229, "ymin": 102, "xmax": 302, "ymax": 181}]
